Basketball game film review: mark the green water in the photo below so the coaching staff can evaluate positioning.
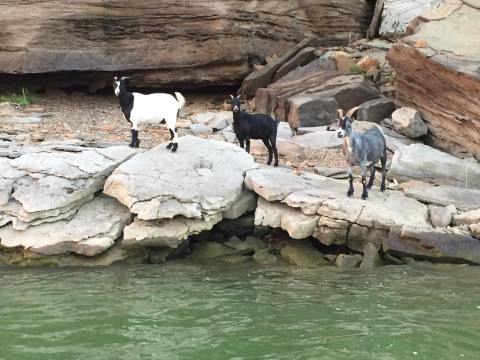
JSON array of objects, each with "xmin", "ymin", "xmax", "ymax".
[{"xmin": 1, "ymin": 261, "xmax": 479, "ymax": 360}]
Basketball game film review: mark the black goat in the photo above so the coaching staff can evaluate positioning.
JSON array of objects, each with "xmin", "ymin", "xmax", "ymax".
[{"xmin": 228, "ymin": 95, "xmax": 279, "ymax": 167}]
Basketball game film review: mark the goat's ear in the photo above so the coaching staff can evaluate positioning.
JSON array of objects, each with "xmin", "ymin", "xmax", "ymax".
[
  {"xmin": 113, "ymin": 76, "xmax": 118, "ymax": 81},
  {"xmin": 337, "ymin": 109, "xmax": 344, "ymax": 119}
]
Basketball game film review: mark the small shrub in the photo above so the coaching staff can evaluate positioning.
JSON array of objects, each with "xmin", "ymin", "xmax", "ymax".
[
  {"xmin": 0, "ymin": 88, "xmax": 37, "ymax": 107},
  {"xmin": 349, "ymin": 64, "xmax": 364, "ymax": 75}
]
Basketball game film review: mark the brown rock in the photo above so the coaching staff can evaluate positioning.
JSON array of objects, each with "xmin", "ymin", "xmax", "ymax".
[
  {"xmin": 0, "ymin": 1, "xmax": 374, "ymax": 89},
  {"xmin": 356, "ymin": 56, "xmax": 380, "ymax": 72},
  {"xmin": 386, "ymin": 1, "xmax": 480, "ymax": 158},
  {"xmin": 331, "ymin": 51, "xmax": 356, "ymax": 73}
]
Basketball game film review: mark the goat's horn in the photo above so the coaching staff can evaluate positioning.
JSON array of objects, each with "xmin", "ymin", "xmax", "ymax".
[
  {"xmin": 230, "ymin": 95, "xmax": 235, "ymax": 99},
  {"xmin": 120, "ymin": 76, "xmax": 129, "ymax": 80},
  {"xmin": 337, "ymin": 109, "xmax": 344, "ymax": 118},
  {"xmin": 346, "ymin": 106, "xmax": 361, "ymax": 119}
]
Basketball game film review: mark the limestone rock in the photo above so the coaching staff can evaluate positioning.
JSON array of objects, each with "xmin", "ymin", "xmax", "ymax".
[
  {"xmin": 429, "ymin": 205, "xmax": 453, "ymax": 228},
  {"xmin": 335, "ymin": 254, "xmax": 363, "ymax": 268},
  {"xmin": 405, "ymin": 185, "xmax": 480, "ymax": 212},
  {"xmin": 384, "ymin": 226, "xmax": 480, "ymax": 264},
  {"xmin": 388, "ymin": 144, "xmax": 480, "ymax": 188},
  {"xmin": 291, "ymin": 131, "xmax": 343, "ymax": 150},
  {"xmin": 0, "ymin": 145, "xmax": 137, "ymax": 229},
  {"xmin": 0, "ymin": 2, "xmax": 374, "ymax": 89},
  {"xmin": 360, "ymin": 242, "xmax": 383, "ymax": 268},
  {"xmin": 222, "ymin": 191, "xmax": 257, "ymax": 220},
  {"xmin": 357, "ymin": 98, "xmax": 396, "ymax": 124},
  {"xmin": 191, "ymin": 111, "xmax": 232, "ymax": 131},
  {"xmin": 280, "ymin": 239, "xmax": 328, "ymax": 267},
  {"xmin": 392, "ymin": 107, "xmax": 428, "ymax": 138},
  {"xmin": 470, "ymin": 224, "xmax": 480, "ymax": 239},
  {"xmin": 386, "ymin": 1, "xmax": 480, "ymax": 158},
  {"xmin": 189, "ymin": 123, "xmax": 213, "ymax": 136},
  {"xmin": 380, "ymin": 0, "xmax": 443, "ymax": 38},
  {"xmin": 105, "ymin": 136, "xmax": 257, "ymax": 220},
  {"xmin": 122, "ymin": 214, "xmax": 221, "ymax": 249},
  {"xmin": 453, "ymin": 209, "xmax": 480, "ymax": 226},
  {"xmin": 0, "ymin": 196, "xmax": 131, "ymax": 256}
]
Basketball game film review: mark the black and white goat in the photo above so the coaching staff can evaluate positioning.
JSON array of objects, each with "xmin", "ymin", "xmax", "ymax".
[
  {"xmin": 228, "ymin": 95, "xmax": 279, "ymax": 167},
  {"xmin": 113, "ymin": 76, "xmax": 185, "ymax": 151},
  {"xmin": 336, "ymin": 107, "xmax": 387, "ymax": 200}
]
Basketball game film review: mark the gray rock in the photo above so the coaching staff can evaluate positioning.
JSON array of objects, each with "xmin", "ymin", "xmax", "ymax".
[
  {"xmin": 314, "ymin": 166, "xmax": 348, "ymax": 179},
  {"xmin": 357, "ymin": 98, "xmax": 396, "ymax": 124},
  {"xmin": 0, "ymin": 145, "xmax": 137, "ymax": 229},
  {"xmin": 392, "ymin": 107, "xmax": 428, "ymax": 138},
  {"xmin": 277, "ymin": 122, "xmax": 294, "ymax": 139},
  {"xmin": 189, "ymin": 123, "xmax": 213, "ymax": 136},
  {"xmin": 253, "ymin": 249, "xmax": 278, "ymax": 266},
  {"xmin": 188, "ymin": 241, "xmax": 240, "ymax": 260},
  {"xmin": 388, "ymin": 144, "xmax": 480, "ymax": 188},
  {"xmin": 222, "ymin": 191, "xmax": 257, "ymax": 219},
  {"xmin": 246, "ymin": 236, "xmax": 267, "ymax": 251},
  {"xmin": 122, "ymin": 214, "xmax": 221, "ymax": 249},
  {"xmin": 105, "ymin": 136, "xmax": 257, "ymax": 221},
  {"xmin": 191, "ymin": 111, "xmax": 232, "ymax": 131},
  {"xmin": 335, "ymin": 254, "xmax": 363, "ymax": 268},
  {"xmin": 223, "ymin": 131, "xmax": 237, "ymax": 143},
  {"xmin": 224, "ymin": 236, "xmax": 254, "ymax": 255},
  {"xmin": 470, "ymin": 224, "xmax": 480, "ymax": 239},
  {"xmin": 0, "ymin": 196, "xmax": 131, "ymax": 256},
  {"xmin": 453, "ymin": 209, "xmax": 480, "ymax": 226},
  {"xmin": 429, "ymin": 205, "xmax": 453, "ymax": 228},
  {"xmin": 360, "ymin": 242, "xmax": 383, "ymax": 268},
  {"xmin": 291, "ymin": 131, "xmax": 342, "ymax": 150},
  {"xmin": 280, "ymin": 239, "xmax": 328, "ymax": 267},
  {"xmin": 384, "ymin": 226, "xmax": 480, "ymax": 264},
  {"xmin": 380, "ymin": 0, "xmax": 443, "ymax": 38},
  {"xmin": 405, "ymin": 185, "xmax": 480, "ymax": 212}
]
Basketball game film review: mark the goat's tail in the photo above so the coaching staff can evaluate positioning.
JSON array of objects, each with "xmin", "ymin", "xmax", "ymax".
[{"xmin": 174, "ymin": 92, "xmax": 186, "ymax": 110}]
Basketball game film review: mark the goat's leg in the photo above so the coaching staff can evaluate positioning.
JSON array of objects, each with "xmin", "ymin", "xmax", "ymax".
[
  {"xmin": 367, "ymin": 165, "xmax": 376, "ymax": 189},
  {"xmin": 361, "ymin": 163, "xmax": 368, "ymax": 200},
  {"xmin": 170, "ymin": 128, "xmax": 179, "ymax": 152},
  {"xmin": 347, "ymin": 165, "xmax": 354, "ymax": 197},
  {"xmin": 129, "ymin": 128, "xmax": 135, "ymax": 148},
  {"xmin": 166, "ymin": 128, "xmax": 174, "ymax": 149},
  {"xmin": 380, "ymin": 152, "xmax": 387, "ymax": 192},
  {"xmin": 262, "ymin": 138, "xmax": 273, "ymax": 165},
  {"xmin": 134, "ymin": 130, "xmax": 140, "ymax": 148},
  {"xmin": 245, "ymin": 139, "xmax": 251, "ymax": 153},
  {"xmin": 270, "ymin": 135, "xmax": 279, "ymax": 167},
  {"xmin": 238, "ymin": 138, "xmax": 245, "ymax": 149}
]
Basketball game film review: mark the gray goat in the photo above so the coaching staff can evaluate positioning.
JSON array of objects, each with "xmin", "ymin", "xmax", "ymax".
[{"xmin": 335, "ymin": 108, "xmax": 387, "ymax": 200}]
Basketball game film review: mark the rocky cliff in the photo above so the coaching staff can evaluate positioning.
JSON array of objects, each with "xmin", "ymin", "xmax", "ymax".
[
  {"xmin": 0, "ymin": 0, "xmax": 374, "ymax": 89},
  {"xmin": 386, "ymin": 0, "xmax": 480, "ymax": 159}
]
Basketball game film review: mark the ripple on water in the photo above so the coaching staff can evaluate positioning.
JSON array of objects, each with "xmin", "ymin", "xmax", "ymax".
[{"xmin": 1, "ymin": 262, "xmax": 480, "ymax": 360}]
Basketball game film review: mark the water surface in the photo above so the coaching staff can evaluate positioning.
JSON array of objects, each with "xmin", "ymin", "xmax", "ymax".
[{"xmin": 1, "ymin": 261, "xmax": 479, "ymax": 360}]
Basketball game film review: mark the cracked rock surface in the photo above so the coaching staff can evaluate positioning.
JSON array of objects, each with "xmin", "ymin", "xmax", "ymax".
[
  {"xmin": 0, "ymin": 196, "xmax": 131, "ymax": 256},
  {"xmin": 0, "ymin": 143, "xmax": 138, "ymax": 230}
]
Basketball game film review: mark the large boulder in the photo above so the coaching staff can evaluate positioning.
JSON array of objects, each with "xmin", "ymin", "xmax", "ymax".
[
  {"xmin": 0, "ymin": 144, "xmax": 137, "ymax": 230},
  {"xmin": 404, "ymin": 185, "xmax": 480, "ymax": 212},
  {"xmin": 105, "ymin": 136, "xmax": 257, "ymax": 246},
  {"xmin": 392, "ymin": 107, "xmax": 428, "ymax": 138},
  {"xmin": 246, "ymin": 167, "xmax": 430, "ymax": 251},
  {"xmin": 386, "ymin": 1, "xmax": 480, "ymax": 158},
  {"xmin": 379, "ymin": 0, "xmax": 443, "ymax": 38},
  {"xmin": 384, "ymin": 226, "xmax": 480, "ymax": 264},
  {"xmin": 0, "ymin": 196, "xmax": 131, "ymax": 256},
  {"xmin": 357, "ymin": 97, "xmax": 396, "ymax": 124},
  {"xmin": 388, "ymin": 144, "xmax": 480, "ymax": 188},
  {"xmin": 0, "ymin": 1, "xmax": 374, "ymax": 89}
]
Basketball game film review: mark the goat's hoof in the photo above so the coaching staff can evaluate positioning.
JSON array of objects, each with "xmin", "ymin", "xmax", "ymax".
[
  {"xmin": 171, "ymin": 144, "xmax": 178, "ymax": 152},
  {"xmin": 128, "ymin": 143, "xmax": 134, "ymax": 148},
  {"xmin": 166, "ymin": 143, "xmax": 173, "ymax": 149},
  {"xmin": 362, "ymin": 193, "xmax": 368, "ymax": 200},
  {"xmin": 267, "ymin": 161, "xmax": 272, "ymax": 165},
  {"xmin": 274, "ymin": 163, "xmax": 279, "ymax": 167},
  {"xmin": 347, "ymin": 191, "xmax": 354, "ymax": 197},
  {"xmin": 380, "ymin": 187, "xmax": 386, "ymax": 192}
]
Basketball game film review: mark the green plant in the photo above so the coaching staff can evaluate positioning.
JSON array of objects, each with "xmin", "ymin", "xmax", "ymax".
[
  {"xmin": 0, "ymin": 88, "xmax": 37, "ymax": 107},
  {"xmin": 348, "ymin": 63, "xmax": 364, "ymax": 75}
]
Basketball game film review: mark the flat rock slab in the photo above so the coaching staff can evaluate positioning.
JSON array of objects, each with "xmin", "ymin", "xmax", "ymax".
[
  {"xmin": 0, "ymin": 145, "xmax": 138, "ymax": 229},
  {"xmin": 0, "ymin": 196, "xmax": 131, "ymax": 256},
  {"xmin": 404, "ymin": 185, "xmax": 480, "ymax": 212},
  {"xmin": 105, "ymin": 136, "xmax": 257, "ymax": 220},
  {"xmin": 388, "ymin": 144, "xmax": 480, "ymax": 188},
  {"xmin": 291, "ymin": 131, "xmax": 342, "ymax": 150},
  {"xmin": 384, "ymin": 226, "xmax": 480, "ymax": 264},
  {"xmin": 246, "ymin": 167, "xmax": 430, "ymax": 248}
]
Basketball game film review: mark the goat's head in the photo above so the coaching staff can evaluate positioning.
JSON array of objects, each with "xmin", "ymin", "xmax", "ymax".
[
  {"xmin": 228, "ymin": 95, "xmax": 242, "ymax": 113},
  {"xmin": 336, "ymin": 109, "xmax": 352, "ymax": 138},
  {"xmin": 113, "ymin": 76, "xmax": 129, "ymax": 96},
  {"xmin": 335, "ymin": 106, "xmax": 360, "ymax": 138}
]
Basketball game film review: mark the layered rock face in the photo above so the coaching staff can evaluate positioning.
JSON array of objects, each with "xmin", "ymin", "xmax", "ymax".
[
  {"xmin": 104, "ymin": 136, "xmax": 257, "ymax": 249},
  {"xmin": 386, "ymin": 0, "xmax": 480, "ymax": 158},
  {"xmin": 0, "ymin": 0, "xmax": 374, "ymax": 89}
]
